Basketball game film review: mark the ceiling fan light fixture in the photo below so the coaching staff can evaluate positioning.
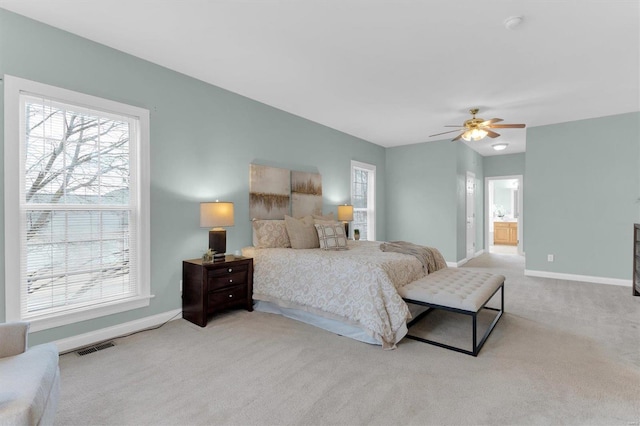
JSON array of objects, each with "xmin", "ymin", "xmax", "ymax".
[
  {"xmin": 462, "ymin": 128, "xmax": 488, "ymax": 141},
  {"xmin": 430, "ymin": 108, "xmax": 526, "ymax": 142},
  {"xmin": 473, "ymin": 128, "xmax": 488, "ymax": 140},
  {"xmin": 492, "ymin": 143, "xmax": 508, "ymax": 151}
]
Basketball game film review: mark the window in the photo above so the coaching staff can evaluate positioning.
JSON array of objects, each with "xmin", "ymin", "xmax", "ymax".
[
  {"xmin": 4, "ymin": 75, "xmax": 150, "ymax": 332},
  {"xmin": 351, "ymin": 160, "xmax": 376, "ymax": 241}
]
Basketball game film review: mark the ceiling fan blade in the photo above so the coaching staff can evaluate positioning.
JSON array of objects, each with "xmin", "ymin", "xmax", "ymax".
[
  {"xmin": 444, "ymin": 125, "xmax": 464, "ymax": 128},
  {"xmin": 481, "ymin": 118, "xmax": 503, "ymax": 126},
  {"xmin": 489, "ymin": 123, "xmax": 526, "ymax": 129},
  {"xmin": 429, "ymin": 129, "xmax": 464, "ymax": 137},
  {"xmin": 485, "ymin": 129, "xmax": 501, "ymax": 138},
  {"xmin": 451, "ymin": 133, "xmax": 463, "ymax": 142}
]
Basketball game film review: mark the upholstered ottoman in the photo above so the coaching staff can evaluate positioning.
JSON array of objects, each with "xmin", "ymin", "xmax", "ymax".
[
  {"xmin": 0, "ymin": 322, "xmax": 60, "ymax": 426},
  {"xmin": 398, "ymin": 268, "xmax": 505, "ymax": 356}
]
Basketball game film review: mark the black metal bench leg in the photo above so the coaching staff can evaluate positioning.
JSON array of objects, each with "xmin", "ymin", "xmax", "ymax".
[{"xmin": 472, "ymin": 313, "xmax": 478, "ymax": 356}]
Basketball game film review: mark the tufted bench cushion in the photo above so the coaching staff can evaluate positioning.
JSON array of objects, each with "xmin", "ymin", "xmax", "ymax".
[
  {"xmin": 399, "ymin": 268, "xmax": 505, "ymax": 356},
  {"xmin": 398, "ymin": 268, "xmax": 505, "ymax": 312}
]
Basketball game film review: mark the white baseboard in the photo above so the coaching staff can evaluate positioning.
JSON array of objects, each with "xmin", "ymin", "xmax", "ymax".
[
  {"xmin": 449, "ymin": 249, "xmax": 485, "ymax": 268},
  {"xmin": 53, "ymin": 309, "xmax": 182, "ymax": 353},
  {"xmin": 524, "ymin": 270, "xmax": 632, "ymax": 287}
]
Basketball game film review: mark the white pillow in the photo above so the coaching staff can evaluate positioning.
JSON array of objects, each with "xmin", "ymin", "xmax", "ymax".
[
  {"xmin": 252, "ymin": 220, "xmax": 291, "ymax": 248},
  {"xmin": 314, "ymin": 223, "xmax": 348, "ymax": 250}
]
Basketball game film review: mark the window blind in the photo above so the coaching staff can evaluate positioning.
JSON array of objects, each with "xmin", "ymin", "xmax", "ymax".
[
  {"xmin": 351, "ymin": 161, "xmax": 376, "ymax": 242},
  {"xmin": 19, "ymin": 94, "xmax": 139, "ymax": 319}
]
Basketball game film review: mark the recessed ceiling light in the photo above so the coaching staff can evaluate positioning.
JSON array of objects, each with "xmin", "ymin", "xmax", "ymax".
[
  {"xmin": 492, "ymin": 143, "xmax": 508, "ymax": 151},
  {"xmin": 504, "ymin": 16, "xmax": 523, "ymax": 30}
]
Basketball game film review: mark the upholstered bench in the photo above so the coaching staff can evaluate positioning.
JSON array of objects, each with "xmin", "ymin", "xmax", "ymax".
[
  {"xmin": 398, "ymin": 268, "xmax": 505, "ymax": 356},
  {"xmin": 0, "ymin": 322, "xmax": 60, "ymax": 425}
]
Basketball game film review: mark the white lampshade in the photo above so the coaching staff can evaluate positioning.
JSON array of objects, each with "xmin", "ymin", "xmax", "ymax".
[
  {"xmin": 337, "ymin": 204, "xmax": 354, "ymax": 221},
  {"xmin": 200, "ymin": 201, "xmax": 234, "ymax": 229}
]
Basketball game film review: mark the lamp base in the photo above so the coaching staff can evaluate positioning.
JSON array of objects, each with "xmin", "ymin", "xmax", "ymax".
[
  {"xmin": 343, "ymin": 222, "xmax": 349, "ymax": 239},
  {"xmin": 209, "ymin": 229, "xmax": 227, "ymax": 255}
]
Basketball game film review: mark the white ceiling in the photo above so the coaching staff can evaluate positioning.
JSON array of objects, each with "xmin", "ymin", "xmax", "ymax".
[{"xmin": 1, "ymin": 1, "xmax": 638, "ymax": 156}]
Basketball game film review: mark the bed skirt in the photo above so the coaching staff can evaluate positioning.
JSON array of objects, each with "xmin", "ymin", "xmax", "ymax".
[{"xmin": 254, "ymin": 300, "xmax": 428, "ymax": 347}]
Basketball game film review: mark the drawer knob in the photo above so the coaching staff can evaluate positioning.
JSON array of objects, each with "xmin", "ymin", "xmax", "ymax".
[
  {"xmin": 228, "ymin": 268, "xmax": 233, "ymax": 273},
  {"xmin": 229, "ymin": 279, "xmax": 233, "ymax": 283},
  {"xmin": 228, "ymin": 294, "xmax": 233, "ymax": 298}
]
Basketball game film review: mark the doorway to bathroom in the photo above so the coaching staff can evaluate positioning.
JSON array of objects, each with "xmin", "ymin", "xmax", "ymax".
[{"xmin": 485, "ymin": 175, "xmax": 523, "ymax": 256}]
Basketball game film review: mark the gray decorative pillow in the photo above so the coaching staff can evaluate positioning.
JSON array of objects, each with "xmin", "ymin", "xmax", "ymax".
[
  {"xmin": 314, "ymin": 223, "xmax": 348, "ymax": 250},
  {"xmin": 252, "ymin": 220, "xmax": 291, "ymax": 248},
  {"xmin": 285, "ymin": 215, "xmax": 320, "ymax": 249}
]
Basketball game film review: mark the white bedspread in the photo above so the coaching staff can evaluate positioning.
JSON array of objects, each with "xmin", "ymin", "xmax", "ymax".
[{"xmin": 251, "ymin": 241, "xmax": 425, "ymax": 348}]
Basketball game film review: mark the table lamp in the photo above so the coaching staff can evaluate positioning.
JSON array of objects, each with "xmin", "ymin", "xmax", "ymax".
[
  {"xmin": 337, "ymin": 204, "xmax": 354, "ymax": 239},
  {"xmin": 200, "ymin": 201, "xmax": 234, "ymax": 257}
]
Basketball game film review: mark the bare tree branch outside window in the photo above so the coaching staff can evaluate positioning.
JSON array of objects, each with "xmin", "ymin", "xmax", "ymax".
[
  {"xmin": 352, "ymin": 169, "xmax": 369, "ymax": 240},
  {"xmin": 23, "ymin": 98, "xmax": 133, "ymax": 314}
]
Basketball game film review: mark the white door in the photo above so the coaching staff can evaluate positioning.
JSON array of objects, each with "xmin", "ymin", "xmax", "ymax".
[{"xmin": 466, "ymin": 171, "xmax": 476, "ymax": 259}]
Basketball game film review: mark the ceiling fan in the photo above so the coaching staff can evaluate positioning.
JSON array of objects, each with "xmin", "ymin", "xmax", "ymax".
[{"xmin": 429, "ymin": 108, "xmax": 526, "ymax": 142}]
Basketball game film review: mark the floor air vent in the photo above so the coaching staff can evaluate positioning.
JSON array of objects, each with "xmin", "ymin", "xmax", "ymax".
[{"xmin": 76, "ymin": 341, "xmax": 115, "ymax": 356}]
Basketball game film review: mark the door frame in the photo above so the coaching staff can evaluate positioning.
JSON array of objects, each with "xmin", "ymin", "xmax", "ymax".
[{"xmin": 485, "ymin": 175, "xmax": 524, "ymax": 255}]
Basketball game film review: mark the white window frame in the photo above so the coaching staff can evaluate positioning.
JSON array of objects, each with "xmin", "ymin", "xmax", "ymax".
[
  {"xmin": 4, "ymin": 75, "xmax": 151, "ymax": 332},
  {"xmin": 350, "ymin": 160, "xmax": 376, "ymax": 241}
]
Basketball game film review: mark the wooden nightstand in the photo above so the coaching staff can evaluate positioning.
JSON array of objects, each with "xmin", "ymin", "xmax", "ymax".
[{"xmin": 182, "ymin": 256, "xmax": 253, "ymax": 327}]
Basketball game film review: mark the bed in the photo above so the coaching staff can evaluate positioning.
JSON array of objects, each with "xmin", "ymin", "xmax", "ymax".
[{"xmin": 243, "ymin": 217, "xmax": 445, "ymax": 349}]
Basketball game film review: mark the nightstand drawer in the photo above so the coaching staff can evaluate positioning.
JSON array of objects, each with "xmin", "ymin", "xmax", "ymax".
[
  {"xmin": 208, "ymin": 285, "xmax": 247, "ymax": 309},
  {"xmin": 207, "ymin": 270, "xmax": 247, "ymax": 290},
  {"xmin": 208, "ymin": 264, "xmax": 248, "ymax": 277}
]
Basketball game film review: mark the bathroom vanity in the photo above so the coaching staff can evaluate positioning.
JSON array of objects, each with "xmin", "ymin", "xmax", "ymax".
[{"xmin": 494, "ymin": 221, "xmax": 518, "ymax": 246}]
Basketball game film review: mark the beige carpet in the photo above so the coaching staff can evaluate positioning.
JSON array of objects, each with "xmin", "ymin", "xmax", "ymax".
[{"xmin": 56, "ymin": 253, "xmax": 640, "ymax": 425}]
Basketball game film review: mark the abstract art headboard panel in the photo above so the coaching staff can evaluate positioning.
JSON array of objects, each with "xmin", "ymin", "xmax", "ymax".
[{"xmin": 249, "ymin": 164, "xmax": 322, "ymax": 220}]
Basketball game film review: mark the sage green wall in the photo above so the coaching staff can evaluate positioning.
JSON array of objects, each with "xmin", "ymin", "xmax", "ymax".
[
  {"xmin": 385, "ymin": 140, "xmax": 484, "ymax": 262},
  {"xmin": 484, "ymin": 153, "xmax": 525, "ymax": 177},
  {"xmin": 0, "ymin": 9, "xmax": 386, "ymax": 345},
  {"xmin": 525, "ymin": 112, "xmax": 640, "ymax": 279},
  {"xmin": 456, "ymin": 143, "xmax": 484, "ymax": 260},
  {"xmin": 385, "ymin": 140, "xmax": 458, "ymax": 260}
]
